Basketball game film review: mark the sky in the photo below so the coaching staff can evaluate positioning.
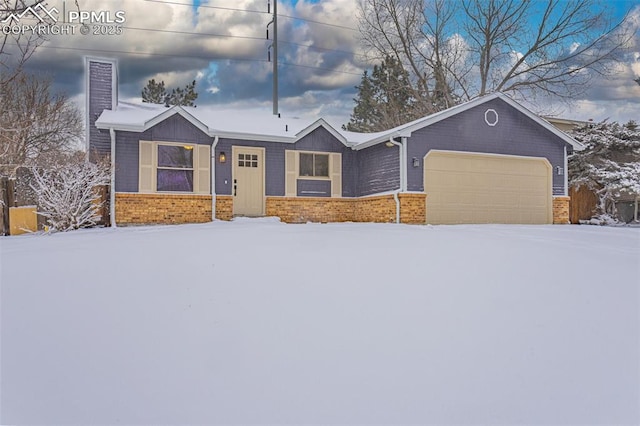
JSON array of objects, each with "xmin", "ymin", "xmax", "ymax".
[{"xmin": 6, "ymin": 0, "xmax": 640, "ymax": 127}]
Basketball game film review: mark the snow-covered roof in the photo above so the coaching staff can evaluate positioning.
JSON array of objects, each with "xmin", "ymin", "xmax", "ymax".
[{"xmin": 95, "ymin": 93, "xmax": 584, "ymax": 151}]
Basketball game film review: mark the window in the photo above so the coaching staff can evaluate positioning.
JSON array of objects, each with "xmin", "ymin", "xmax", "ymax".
[
  {"xmin": 139, "ymin": 141, "xmax": 210, "ymax": 194},
  {"xmin": 238, "ymin": 153, "xmax": 258, "ymax": 168},
  {"xmin": 285, "ymin": 150, "xmax": 342, "ymax": 197},
  {"xmin": 157, "ymin": 145, "xmax": 194, "ymax": 192},
  {"xmin": 299, "ymin": 153, "xmax": 329, "ymax": 177}
]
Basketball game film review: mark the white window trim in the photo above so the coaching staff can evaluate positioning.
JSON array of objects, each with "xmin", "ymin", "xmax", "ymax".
[
  {"xmin": 298, "ymin": 151, "xmax": 331, "ymax": 181},
  {"xmin": 139, "ymin": 140, "xmax": 210, "ymax": 194},
  {"xmin": 285, "ymin": 149, "xmax": 342, "ymax": 197}
]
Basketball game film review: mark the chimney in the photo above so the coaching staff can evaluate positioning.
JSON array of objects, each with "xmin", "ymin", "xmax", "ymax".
[{"xmin": 85, "ymin": 57, "xmax": 118, "ymax": 161}]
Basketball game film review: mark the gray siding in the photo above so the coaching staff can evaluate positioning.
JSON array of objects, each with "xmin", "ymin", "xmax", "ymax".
[
  {"xmin": 357, "ymin": 143, "xmax": 400, "ymax": 196},
  {"xmin": 88, "ymin": 61, "xmax": 113, "ymax": 157},
  {"xmin": 406, "ymin": 98, "xmax": 567, "ymax": 195},
  {"xmin": 215, "ymin": 139, "xmax": 286, "ymax": 196},
  {"xmin": 295, "ymin": 127, "xmax": 357, "ymax": 197},
  {"xmin": 297, "ymin": 180, "xmax": 331, "ymax": 197},
  {"xmin": 216, "ymin": 127, "xmax": 358, "ymax": 197},
  {"xmin": 114, "ymin": 114, "xmax": 212, "ymax": 192}
]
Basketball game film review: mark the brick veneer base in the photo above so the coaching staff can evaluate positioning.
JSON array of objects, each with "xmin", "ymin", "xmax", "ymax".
[
  {"xmin": 115, "ymin": 192, "xmax": 565, "ymax": 225},
  {"xmin": 553, "ymin": 196, "xmax": 571, "ymax": 224},
  {"xmin": 215, "ymin": 195, "xmax": 233, "ymax": 221},
  {"xmin": 266, "ymin": 193, "xmax": 427, "ymax": 224},
  {"xmin": 115, "ymin": 193, "xmax": 212, "ymax": 225}
]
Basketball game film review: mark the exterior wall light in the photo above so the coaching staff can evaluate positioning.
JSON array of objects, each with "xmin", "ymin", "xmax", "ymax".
[
  {"xmin": 412, "ymin": 157, "xmax": 420, "ymax": 167},
  {"xmin": 219, "ymin": 152, "xmax": 226, "ymax": 163}
]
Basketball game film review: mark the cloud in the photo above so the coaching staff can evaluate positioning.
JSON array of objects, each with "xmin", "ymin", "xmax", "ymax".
[{"xmin": 12, "ymin": 0, "xmax": 637, "ymax": 128}]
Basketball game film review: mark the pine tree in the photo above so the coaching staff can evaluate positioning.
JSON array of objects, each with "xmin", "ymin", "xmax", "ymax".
[
  {"xmin": 142, "ymin": 79, "xmax": 198, "ymax": 107},
  {"xmin": 141, "ymin": 79, "xmax": 166, "ymax": 104},
  {"xmin": 569, "ymin": 122, "xmax": 640, "ymax": 222},
  {"xmin": 169, "ymin": 80, "xmax": 198, "ymax": 107},
  {"xmin": 344, "ymin": 56, "xmax": 423, "ymax": 132},
  {"xmin": 343, "ymin": 71, "xmax": 378, "ymax": 132}
]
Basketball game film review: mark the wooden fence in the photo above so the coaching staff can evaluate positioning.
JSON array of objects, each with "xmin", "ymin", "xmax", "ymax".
[
  {"xmin": 0, "ymin": 168, "xmax": 110, "ymax": 235},
  {"xmin": 569, "ymin": 185, "xmax": 598, "ymax": 224},
  {"xmin": 0, "ymin": 177, "xmax": 16, "ymax": 236}
]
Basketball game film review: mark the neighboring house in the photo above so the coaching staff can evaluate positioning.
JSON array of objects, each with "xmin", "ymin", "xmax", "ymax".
[
  {"xmin": 544, "ymin": 117, "xmax": 592, "ymax": 133},
  {"xmin": 87, "ymin": 57, "xmax": 583, "ymax": 226}
]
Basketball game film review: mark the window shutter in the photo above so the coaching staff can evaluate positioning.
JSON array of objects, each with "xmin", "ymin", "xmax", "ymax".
[
  {"xmin": 195, "ymin": 144, "xmax": 211, "ymax": 194},
  {"xmin": 330, "ymin": 152, "xmax": 342, "ymax": 197},
  {"xmin": 285, "ymin": 150, "xmax": 298, "ymax": 197},
  {"xmin": 139, "ymin": 140, "xmax": 155, "ymax": 192}
]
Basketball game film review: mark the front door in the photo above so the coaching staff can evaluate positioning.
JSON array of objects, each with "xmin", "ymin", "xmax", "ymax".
[{"xmin": 233, "ymin": 147, "xmax": 265, "ymax": 216}]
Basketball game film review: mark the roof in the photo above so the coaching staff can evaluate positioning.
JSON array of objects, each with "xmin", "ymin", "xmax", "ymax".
[{"xmin": 95, "ymin": 93, "xmax": 584, "ymax": 151}]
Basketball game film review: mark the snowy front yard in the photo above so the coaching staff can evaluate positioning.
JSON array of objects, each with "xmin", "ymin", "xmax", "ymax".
[{"xmin": 1, "ymin": 220, "xmax": 639, "ymax": 425}]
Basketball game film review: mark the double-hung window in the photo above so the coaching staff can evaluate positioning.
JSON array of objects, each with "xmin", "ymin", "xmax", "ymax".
[
  {"xmin": 299, "ymin": 153, "xmax": 329, "ymax": 178},
  {"xmin": 139, "ymin": 141, "xmax": 210, "ymax": 194},
  {"xmin": 157, "ymin": 144, "xmax": 194, "ymax": 192},
  {"xmin": 285, "ymin": 150, "xmax": 342, "ymax": 197}
]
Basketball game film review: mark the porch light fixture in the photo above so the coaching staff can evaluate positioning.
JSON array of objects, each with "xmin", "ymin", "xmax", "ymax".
[
  {"xmin": 412, "ymin": 157, "xmax": 420, "ymax": 168},
  {"xmin": 219, "ymin": 152, "xmax": 226, "ymax": 163}
]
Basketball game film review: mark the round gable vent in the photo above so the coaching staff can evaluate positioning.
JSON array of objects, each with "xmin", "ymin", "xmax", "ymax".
[{"xmin": 484, "ymin": 108, "xmax": 499, "ymax": 127}]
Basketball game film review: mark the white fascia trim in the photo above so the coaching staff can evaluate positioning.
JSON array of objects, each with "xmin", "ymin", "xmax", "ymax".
[
  {"xmin": 352, "ymin": 92, "xmax": 585, "ymax": 152},
  {"xmin": 95, "ymin": 120, "xmax": 144, "ymax": 132},
  {"xmin": 295, "ymin": 118, "xmax": 350, "ymax": 147},
  {"xmin": 210, "ymin": 131, "xmax": 297, "ymax": 143},
  {"xmin": 145, "ymin": 107, "xmax": 210, "ymax": 135},
  {"xmin": 96, "ymin": 107, "xmax": 211, "ymax": 135}
]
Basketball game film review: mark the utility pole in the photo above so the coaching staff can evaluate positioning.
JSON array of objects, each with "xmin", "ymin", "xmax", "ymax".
[{"xmin": 267, "ymin": 0, "xmax": 278, "ymax": 115}]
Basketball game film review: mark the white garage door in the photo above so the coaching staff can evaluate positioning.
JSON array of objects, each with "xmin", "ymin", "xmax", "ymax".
[{"xmin": 424, "ymin": 150, "xmax": 552, "ymax": 224}]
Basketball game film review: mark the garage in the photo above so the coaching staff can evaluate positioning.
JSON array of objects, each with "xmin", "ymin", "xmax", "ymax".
[{"xmin": 424, "ymin": 150, "xmax": 553, "ymax": 224}]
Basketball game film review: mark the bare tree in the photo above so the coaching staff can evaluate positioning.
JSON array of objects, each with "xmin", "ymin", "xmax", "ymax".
[
  {"xmin": 358, "ymin": 0, "xmax": 635, "ymax": 109},
  {"xmin": 0, "ymin": 71, "xmax": 83, "ymax": 172},
  {"xmin": 1, "ymin": 0, "xmax": 52, "ymax": 88}
]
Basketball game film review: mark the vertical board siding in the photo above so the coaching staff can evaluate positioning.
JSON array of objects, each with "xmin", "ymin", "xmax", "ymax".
[
  {"xmin": 88, "ymin": 61, "xmax": 113, "ymax": 156},
  {"xmin": 357, "ymin": 143, "xmax": 400, "ymax": 196},
  {"xmin": 406, "ymin": 98, "xmax": 567, "ymax": 195}
]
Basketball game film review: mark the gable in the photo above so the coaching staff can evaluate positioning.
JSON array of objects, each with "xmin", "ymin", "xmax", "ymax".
[
  {"xmin": 148, "ymin": 113, "xmax": 212, "ymax": 144},
  {"xmin": 295, "ymin": 126, "xmax": 347, "ymax": 152}
]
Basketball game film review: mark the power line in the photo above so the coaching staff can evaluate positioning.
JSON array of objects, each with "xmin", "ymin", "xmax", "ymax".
[
  {"xmin": 139, "ymin": 0, "xmax": 358, "ymax": 31},
  {"xmin": 119, "ymin": 25, "xmax": 371, "ymax": 61},
  {"xmin": 277, "ymin": 14, "xmax": 358, "ymax": 32},
  {"xmin": 38, "ymin": 44, "xmax": 363, "ymax": 76},
  {"xmin": 141, "ymin": 0, "xmax": 268, "ymax": 15}
]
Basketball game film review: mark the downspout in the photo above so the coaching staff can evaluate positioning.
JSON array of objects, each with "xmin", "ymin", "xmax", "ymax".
[
  {"xmin": 109, "ymin": 128, "xmax": 116, "ymax": 228},
  {"xmin": 387, "ymin": 136, "xmax": 404, "ymax": 224},
  {"xmin": 564, "ymin": 145, "xmax": 568, "ymax": 196},
  {"xmin": 211, "ymin": 135, "xmax": 219, "ymax": 221}
]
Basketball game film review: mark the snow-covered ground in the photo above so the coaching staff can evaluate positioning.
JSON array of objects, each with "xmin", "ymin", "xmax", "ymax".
[{"xmin": 1, "ymin": 220, "xmax": 639, "ymax": 425}]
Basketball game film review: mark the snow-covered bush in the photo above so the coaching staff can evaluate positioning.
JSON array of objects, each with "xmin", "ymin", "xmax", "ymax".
[
  {"xmin": 30, "ymin": 160, "xmax": 110, "ymax": 232},
  {"xmin": 569, "ymin": 122, "xmax": 640, "ymax": 223}
]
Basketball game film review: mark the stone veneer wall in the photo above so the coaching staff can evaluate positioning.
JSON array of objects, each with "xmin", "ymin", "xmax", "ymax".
[
  {"xmin": 115, "ymin": 193, "xmax": 212, "ymax": 225},
  {"xmin": 552, "ymin": 196, "xmax": 570, "ymax": 224}
]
